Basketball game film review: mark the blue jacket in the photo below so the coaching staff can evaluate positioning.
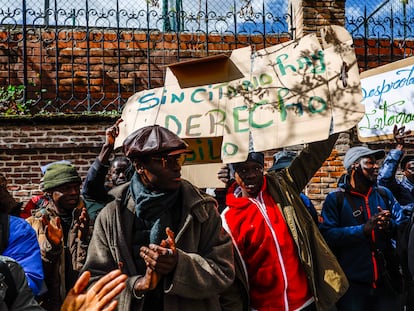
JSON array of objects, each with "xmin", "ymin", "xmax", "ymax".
[
  {"xmin": 378, "ymin": 148, "xmax": 414, "ymax": 217},
  {"xmin": 300, "ymin": 193, "xmax": 318, "ymax": 224},
  {"xmin": 82, "ymin": 158, "xmax": 113, "ymax": 220},
  {"xmin": 320, "ymin": 177, "xmax": 403, "ymax": 286},
  {"xmin": 82, "ymin": 158, "xmax": 111, "ymax": 204},
  {"xmin": 2, "ymin": 216, "xmax": 44, "ymax": 296}
]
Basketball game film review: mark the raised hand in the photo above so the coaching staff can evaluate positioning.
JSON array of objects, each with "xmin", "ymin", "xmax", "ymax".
[
  {"xmin": 217, "ymin": 165, "xmax": 231, "ymax": 185},
  {"xmin": 393, "ymin": 125, "xmax": 411, "ymax": 148},
  {"xmin": 73, "ymin": 207, "xmax": 90, "ymax": 241},
  {"xmin": 0, "ymin": 174, "xmax": 6, "ymax": 189},
  {"xmin": 61, "ymin": 269, "xmax": 127, "ymax": 311},
  {"xmin": 105, "ymin": 118, "xmax": 123, "ymax": 146},
  {"xmin": 42, "ymin": 215, "xmax": 63, "ymax": 246}
]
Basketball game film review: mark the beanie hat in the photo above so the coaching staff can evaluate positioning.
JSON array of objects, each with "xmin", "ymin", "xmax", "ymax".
[
  {"xmin": 123, "ymin": 125, "xmax": 193, "ymax": 159},
  {"xmin": 42, "ymin": 163, "xmax": 81, "ymax": 191},
  {"xmin": 343, "ymin": 146, "xmax": 385, "ymax": 170},
  {"xmin": 41, "ymin": 160, "xmax": 71, "ymax": 175}
]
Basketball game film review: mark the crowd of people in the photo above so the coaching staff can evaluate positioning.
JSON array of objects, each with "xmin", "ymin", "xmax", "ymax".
[{"xmin": 0, "ymin": 119, "xmax": 413, "ymax": 311}]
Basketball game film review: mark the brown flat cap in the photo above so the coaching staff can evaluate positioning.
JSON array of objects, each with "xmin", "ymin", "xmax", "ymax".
[{"xmin": 123, "ymin": 125, "xmax": 193, "ymax": 159}]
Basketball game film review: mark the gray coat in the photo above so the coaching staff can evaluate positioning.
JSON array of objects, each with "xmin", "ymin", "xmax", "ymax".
[{"xmin": 82, "ymin": 180, "xmax": 235, "ymax": 311}]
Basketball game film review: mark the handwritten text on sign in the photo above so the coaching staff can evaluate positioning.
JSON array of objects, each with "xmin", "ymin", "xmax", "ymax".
[
  {"xmin": 358, "ymin": 58, "xmax": 414, "ymax": 141},
  {"xmin": 118, "ymin": 26, "xmax": 363, "ymax": 163},
  {"xmin": 125, "ymin": 51, "xmax": 329, "ymax": 163}
]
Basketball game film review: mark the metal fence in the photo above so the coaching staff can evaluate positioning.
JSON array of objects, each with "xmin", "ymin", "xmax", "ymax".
[
  {"xmin": 0, "ymin": 0, "xmax": 413, "ymax": 114},
  {"xmin": 0, "ymin": 0, "xmax": 293, "ymax": 114},
  {"xmin": 346, "ymin": 0, "xmax": 414, "ymax": 70},
  {"xmin": 1, "ymin": 0, "xmax": 290, "ymax": 33},
  {"xmin": 346, "ymin": 0, "xmax": 414, "ymax": 39}
]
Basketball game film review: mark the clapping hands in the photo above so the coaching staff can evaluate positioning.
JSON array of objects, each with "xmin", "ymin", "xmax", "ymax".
[
  {"xmin": 363, "ymin": 207, "xmax": 392, "ymax": 237},
  {"xmin": 73, "ymin": 207, "xmax": 90, "ymax": 242},
  {"xmin": 134, "ymin": 228, "xmax": 177, "ymax": 294},
  {"xmin": 42, "ymin": 215, "xmax": 63, "ymax": 246}
]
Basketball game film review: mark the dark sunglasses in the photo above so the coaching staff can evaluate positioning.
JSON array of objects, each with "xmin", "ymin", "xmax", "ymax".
[{"xmin": 151, "ymin": 153, "xmax": 187, "ymax": 168}]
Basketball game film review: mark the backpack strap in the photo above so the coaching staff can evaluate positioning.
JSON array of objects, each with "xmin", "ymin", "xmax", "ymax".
[
  {"xmin": 344, "ymin": 192, "xmax": 365, "ymax": 224},
  {"xmin": 0, "ymin": 213, "xmax": 9, "ymax": 254},
  {"xmin": 0, "ymin": 259, "xmax": 17, "ymax": 308},
  {"xmin": 334, "ymin": 190, "xmax": 344, "ymax": 213},
  {"xmin": 335, "ymin": 190, "xmax": 365, "ymax": 224}
]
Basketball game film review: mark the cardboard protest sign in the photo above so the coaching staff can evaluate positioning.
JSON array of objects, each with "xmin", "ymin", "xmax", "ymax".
[
  {"xmin": 357, "ymin": 56, "xmax": 414, "ymax": 142},
  {"xmin": 181, "ymin": 163, "xmax": 225, "ymax": 188},
  {"xmin": 116, "ymin": 25, "xmax": 364, "ymax": 167}
]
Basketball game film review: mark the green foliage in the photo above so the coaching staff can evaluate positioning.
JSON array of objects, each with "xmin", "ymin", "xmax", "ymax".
[{"xmin": 0, "ymin": 85, "xmax": 33, "ymax": 115}]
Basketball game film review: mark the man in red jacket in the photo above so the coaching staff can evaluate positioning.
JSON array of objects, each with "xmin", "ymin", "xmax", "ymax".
[{"xmin": 219, "ymin": 133, "xmax": 348, "ymax": 311}]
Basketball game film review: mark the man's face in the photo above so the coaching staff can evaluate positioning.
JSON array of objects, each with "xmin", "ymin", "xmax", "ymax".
[
  {"xmin": 403, "ymin": 161, "xmax": 414, "ymax": 183},
  {"xmin": 137, "ymin": 153, "xmax": 186, "ymax": 192},
  {"xmin": 355, "ymin": 156, "xmax": 382, "ymax": 184},
  {"xmin": 50, "ymin": 182, "xmax": 81, "ymax": 212},
  {"xmin": 110, "ymin": 159, "xmax": 130, "ymax": 186},
  {"xmin": 234, "ymin": 161, "xmax": 264, "ymax": 198}
]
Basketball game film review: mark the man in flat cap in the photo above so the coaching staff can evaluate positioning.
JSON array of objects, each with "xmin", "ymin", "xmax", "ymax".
[
  {"xmin": 27, "ymin": 162, "xmax": 90, "ymax": 311},
  {"xmin": 82, "ymin": 125, "xmax": 235, "ymax": 311},
  {"xmin": 320, "ymin": 145, "xmax": 404, "ymax": 311},
  {"xmin": 218, "ymin": 133, "xmax": 348, "ymax": 311}
]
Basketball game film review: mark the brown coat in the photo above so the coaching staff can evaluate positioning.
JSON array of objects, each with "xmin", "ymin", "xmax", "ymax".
[{"xmin": 27, "ymin": 200, "xmax": 89, "ymax": 311}]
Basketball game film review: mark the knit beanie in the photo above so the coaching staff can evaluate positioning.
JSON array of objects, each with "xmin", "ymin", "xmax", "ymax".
[{"xmin": 42, "ymin": 163, "xmax": 81, "ymax": 191}]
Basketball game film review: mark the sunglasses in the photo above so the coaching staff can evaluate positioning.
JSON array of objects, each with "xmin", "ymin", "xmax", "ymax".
[{"xmin": 151, "ymin": 153, "xmax": 187, "ymax": 168}]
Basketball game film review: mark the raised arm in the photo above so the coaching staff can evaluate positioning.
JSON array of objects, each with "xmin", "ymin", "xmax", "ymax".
[
  {"xmin": 287, "ymin": 132, "xmax": 340, "ymax": 194},
  {"xmin": 378, "ymin": 125, "xmax": 411, "ymax": 190},
  {"xmin": 82, "ymin": 119, "xmax": 123, "ymax": 202}
]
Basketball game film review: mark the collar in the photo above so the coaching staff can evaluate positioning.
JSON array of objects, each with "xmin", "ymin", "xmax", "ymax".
[{"xmin": 231, "ymin": 176, "xmax": 267, "ymax": 199}]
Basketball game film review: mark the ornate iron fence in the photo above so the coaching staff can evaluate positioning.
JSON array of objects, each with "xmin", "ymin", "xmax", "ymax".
[
  {"xmin": 346, "ymin": 0, "xmax": 414, "ymax": 69},
  {"xmin": 0, "ymin": 0, "xmax": 413, "ymax": 114},
  {"xmin": 0, "ymin": 0, "xmax": 293, "ymax": 114},
  {"xmin": 346, "ymin": 0, "xmax": 414, "ymax": 39}
]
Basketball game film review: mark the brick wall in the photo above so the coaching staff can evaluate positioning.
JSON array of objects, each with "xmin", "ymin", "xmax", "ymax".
[
  {"xmin": 302, "ymin": 0, "xmax": 346, "ymax": 35},
  {"xmin": 0, "ymin": 116, "xmax": 118, "ymax": 203},
  {"xmin": 0, "ymin": 24, "xmax": 351, "ymax": 211},
  {"xmin": 2, "ymin": 119, "xmax": 411, "ymax": 212},
  {"xmin": 0, "ymin": 115, "xmax": 353, "ymax": 211}
]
